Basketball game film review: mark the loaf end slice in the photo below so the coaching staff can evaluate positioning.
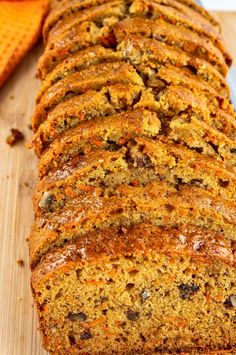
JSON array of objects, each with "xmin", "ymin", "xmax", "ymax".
[{"xmin": 31, "ymin": 223, "xmax": 236, "ymax": 354}]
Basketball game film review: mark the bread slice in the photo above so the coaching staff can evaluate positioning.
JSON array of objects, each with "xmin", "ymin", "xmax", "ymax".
[
  {"xmin": 38, "ymin": 21, "xmax": 104, "ymax": 79},
  {"xmin": 31, "ymin": 223, "xmax": 236, "ymax": 353},
  {"xmin": 46, "ymin": 0, "xmax": 125, "ymax": 44},
  {"xmin": 37, "ymin": 109, "xmax": 160, "ymax": 177},
  {"xmin": 29, "ymin": 182, "xmax": 236, "ymax": 268},
  {"xmin": 37, "ymin": 56, "xmax": 233, "ymax": 132},
  {"xmin": 34, "ymin": 136, "xmax": 236, "ymax": 216},
  {"xmin": 153, "ymin": 0, "xmax": 219, "ymax": 35},
  {"xmin": 38, "ymin": 41, "xmax": 230, "ymax": 113},
  {"xmin": 47, "ymin": 0, "xmax": 220, "ymax": 47},
  {"xmin": 37, "ymin": 1, "xmax": 126, "ymax": 78},
  {"xmin": 36, "ymin": 45, "xmax": 122, "ymax": 106},
  {"xmin": 176, "ymin": 0, "xmax": 220, "ymax": 29},
  {"xmin": 37, "ymin": 59, "xmax": 235, "ymax": 141},
  {"xmin": 30, "ymin": 84, "xmax": 156, "ymax": 156},
  {"xmin": 33, "ymin": 61, "xmax": 143, "ymax": 131},
  {"xmin": 43, "ymin": 0, "xmax": 128, "ymax": 40},
  {"xmin": 168, "ymin": 113, "xmax": 236, "ymax": 168},
  {"xmin": 31, "ymin": 82, "xmax": 236, "ymax": 165},
  {"xmin": 130, "ymin": 0, "xmax": 230, "ymax": 64},
  {"xmin": 118, "ymin": 35, "xmax": 229, "ymax": 97},
  {"xmin": 113, "ymin": 17, "xmax": 228, "ymax": 76},
  {"xmin": 149, "ymin": 66, "xmax": 234, "ymax": 117},
  {"xmin": 38, "ymin": 0, "xmax": 230, "ymax": 79},
  {"xmin": 38, "ymin": 50, "xmax": 233, "ymax": 123},
  {"xmin": 39, "ymin": 18, "xmax": 229, "ymax": 90},
  {"xmin": 35, "ymin": 94, "xmax": 236, "ymax": 178},
  {"xmin": 44, "ymin": 0, "xmax": 119, "ymax": 39},
  {"xmin": 44, "ymin": 0, "xmax": 221, "ymax": 41},
  {"xmin": 155, "ymin": 85, "xmax": 236, "ymax": 168}
]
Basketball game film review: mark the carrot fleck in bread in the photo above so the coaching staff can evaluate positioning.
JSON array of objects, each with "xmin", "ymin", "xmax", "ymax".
[{"xmin": 29, "ymin": 0, "xmax": 236, "ymax": 353}]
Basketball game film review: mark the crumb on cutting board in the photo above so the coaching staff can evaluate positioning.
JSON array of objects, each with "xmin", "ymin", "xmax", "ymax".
[
  {"xmin": 6, "ymin": 128, "xmax": 24, "ymax": 146},
  {"xmin": 17, "ymin": 259, "xmax": 25, "ymax": 267}
]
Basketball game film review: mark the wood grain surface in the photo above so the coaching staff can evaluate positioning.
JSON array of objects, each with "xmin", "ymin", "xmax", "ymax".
[{"xmin": 0, "ymin": 12, "xmax": 235, "ymax": 355}]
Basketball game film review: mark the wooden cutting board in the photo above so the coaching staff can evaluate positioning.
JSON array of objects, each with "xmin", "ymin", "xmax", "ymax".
[{"xmin": 0, "ymin": 13, "xmax": 235, "ymax": 355}]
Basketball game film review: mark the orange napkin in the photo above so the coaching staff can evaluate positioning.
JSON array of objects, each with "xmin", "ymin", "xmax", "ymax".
[{"xmin": 0, "ymin": 0, "xmax": 48, "ymax": 88}]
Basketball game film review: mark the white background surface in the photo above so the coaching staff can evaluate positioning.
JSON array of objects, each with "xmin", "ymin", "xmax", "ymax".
[{"xmin": 201, "ymin": 0, "xmax": 236, "ymax": 11}]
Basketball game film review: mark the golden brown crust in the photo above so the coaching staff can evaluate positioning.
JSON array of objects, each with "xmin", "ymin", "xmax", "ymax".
[
  {"xmin": 153, "ymin": 0, "xmax": 218, "ymax": 34},
  {"xmin": 29, "ymin": 182, "xmax": 236, "ymax": 268},
  {"xmin": 31, "ymin": 222, "xmax": 234, "ymax": 283},
  {"xmin": 31, "ymin": 78, "xmax": 236, "ymax": 160},
  {"xmin": 37, "ymin": 0, "xmax": 125, "ymax": 79},
  {"xmin": 153, "ymin": 66, "xmax": 233, "ymax": 116},
  {"xmin": 38, "ymin": 60, "xmax": 235, "ymax": 143},
  {"xmin": 46, "ymin": 0, "xmax": 218, "ymax": 46},
  {"xmin": 45, "ymin": 1, "xmax": 124, "ymax": 50}
]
